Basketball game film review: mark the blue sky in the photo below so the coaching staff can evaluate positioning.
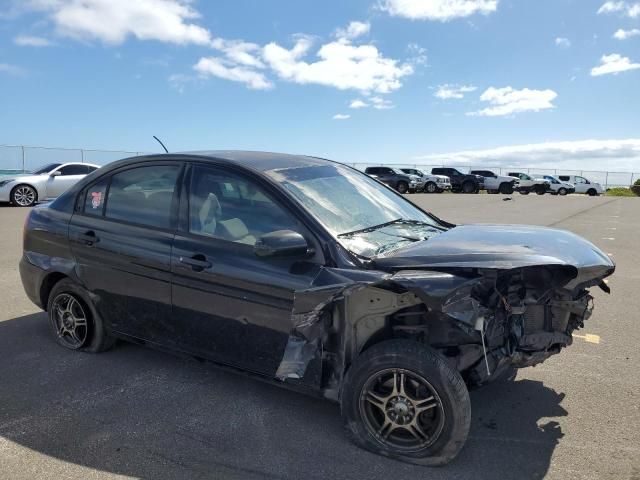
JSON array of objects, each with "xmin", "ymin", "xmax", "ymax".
[{"xmin": 1, "ymin": 0, "xmax": 639, "ymax": 170}]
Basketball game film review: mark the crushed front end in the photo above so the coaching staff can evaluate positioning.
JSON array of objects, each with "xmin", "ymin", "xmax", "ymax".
[{"xmin": 417, "ymin": 265, "xmax": 607, "ymax": 385}]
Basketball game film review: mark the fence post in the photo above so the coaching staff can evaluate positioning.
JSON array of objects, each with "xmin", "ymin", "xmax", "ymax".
[
  {"xmin": 631, "ymin": 173, "xmax": 635, "ymax": 186},
  {"xmin": 605, "ymin": 171, "xmax": 609, "ymax": 189},
  {"xmin": 21, "ymin": 145, "xmax": 26, "ymax": 172},
  {"xmin": 81, "ymin": 149, "xmax": 85, "ymax": 163}
]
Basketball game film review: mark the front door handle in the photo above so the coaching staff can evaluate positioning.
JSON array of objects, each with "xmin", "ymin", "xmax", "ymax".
[
  {"xmin": 79, "ymin": 231, "xmax": 98, "ymax": 246},
  {"xmin": 179, "ymin": 254, "xmax": 212, "ymax": 271}
]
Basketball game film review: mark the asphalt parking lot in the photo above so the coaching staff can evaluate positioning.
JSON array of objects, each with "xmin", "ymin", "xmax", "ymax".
[{"xmin": 1, "ymin": 195, "xmax": 639, "ymax": 480}]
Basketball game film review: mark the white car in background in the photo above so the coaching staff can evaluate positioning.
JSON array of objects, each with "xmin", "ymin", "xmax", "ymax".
[
  {"xmin": 400, "ymin": 168, "xmax": 452, "ymax": 193},
  {"xmin": 543, "ymin": 175, "xmax": 576, "ymax": 196},
  {"xmin": 558, "ymin": 175, "xmax": 604, "ymax": 196},
  {"xmin": 0, "ymin": 162, "xmax": 100, "ymax": 207}
]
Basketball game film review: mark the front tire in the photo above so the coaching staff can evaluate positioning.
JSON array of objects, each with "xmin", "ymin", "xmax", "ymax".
[
  {"xmin": 462, "ymin": 181, "xmax": 477, "ymax": 194},
  {"xmin": 425, "ymin": 182, "xmax": 437, "ymax": 194},
  {"xmin": 47, "ymin": 279, "xmax": 115, "ymax": 353},
  {"xmin": 341, "ymin": 340, "xmax": 471, "ymax": 466},
  {"xmin": 558, "ymin": 187, "xmax": 568, "ymax": 196},
  {"xmin": 11, "ymin": 184, "xmax": 37, "ymax": 207},
  {"xmin": 587, "ymin": 189, "xmax": 598, "ymax": 197}
]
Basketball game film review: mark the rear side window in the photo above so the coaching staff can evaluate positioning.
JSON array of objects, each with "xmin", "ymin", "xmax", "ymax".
[{"xmin": 104, "ymin": 165, "xmax": 180, "ymax": 229}]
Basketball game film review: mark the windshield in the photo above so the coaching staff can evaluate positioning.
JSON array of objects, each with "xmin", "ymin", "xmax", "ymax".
[
  {"xmin": 31, "ymin": 163, "xmax": 62, "ymax": 174},
  {"xmin": 267, "ymin": 164, "xmax": 442, "ymax": 258}
]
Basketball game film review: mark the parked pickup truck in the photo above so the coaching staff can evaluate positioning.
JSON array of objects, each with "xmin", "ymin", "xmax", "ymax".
[
  {"xmin": 364, "ymin": 167, "xmax": 417, "ymax": 194},
  {"xmin": 469, "ymin": 170, "xmax": 519, "ymax": 194},
  {"xmin": 507, "ymin": 172, "xmax": 550, "ymax": 195},
  {"xmin": 400, "ymin": 168, "xmax": 452, "ymax": 193},
  {"xmin": 431, "ymin": 167, "xmax": 484, "ymax": 194},
  {"xmin": 558, "ymin": 175, "xmax": 604, "ymax": 196}
]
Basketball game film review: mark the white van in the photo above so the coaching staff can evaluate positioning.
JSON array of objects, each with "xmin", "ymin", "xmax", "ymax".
[{"xmin": 557, "ymin": 175, "xmax": 604, "ymax": 196}]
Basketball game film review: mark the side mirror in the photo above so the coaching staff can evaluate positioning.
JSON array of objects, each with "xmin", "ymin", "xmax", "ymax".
[
  {"xmin": 255, "ymin": 230, "xmax": 311, "ymax": 258},
  {"xmin": 50, "ymin": 171, "xmax": 61, "ymax": 177}
]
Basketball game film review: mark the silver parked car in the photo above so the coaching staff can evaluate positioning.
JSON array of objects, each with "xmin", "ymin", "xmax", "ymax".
[{"xmin": 0, "ymin": 163, "xmax": 100, "ymax": 207}]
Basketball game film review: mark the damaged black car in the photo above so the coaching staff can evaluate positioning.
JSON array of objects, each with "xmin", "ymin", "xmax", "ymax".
[{"xmin": 20, "ymin": 152, "xmax": 615, "ymax": 466}]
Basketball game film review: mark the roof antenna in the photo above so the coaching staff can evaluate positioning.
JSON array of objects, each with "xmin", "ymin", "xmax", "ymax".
[{"xmin": 153, "ymin": 135, "xmax": 169, "ymax": 153}]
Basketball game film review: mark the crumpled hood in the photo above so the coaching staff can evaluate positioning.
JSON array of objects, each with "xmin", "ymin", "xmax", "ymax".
[{"xmin": 373, "ymin": 224, "xmax": 615, "ymax": 288}]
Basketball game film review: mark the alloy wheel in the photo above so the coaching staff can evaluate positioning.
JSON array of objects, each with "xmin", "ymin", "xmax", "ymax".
[
  {"xmin": 359, "ymin": 368, "xmax": 446, "ymax": 452},
  {"xmin": 13, "ymin": 186, "xmax": 36, "ymax": 206},
  {"xmin": 51, "ymin": 293, "xmax": 89, "ymax": 349}
]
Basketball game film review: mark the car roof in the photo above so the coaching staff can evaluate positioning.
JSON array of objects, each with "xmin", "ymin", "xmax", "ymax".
[
  {"xmin": 58, "ymin": 162, "xmax": 100, "ymax": 167},
  {"xmin": 171, "ymin": 150, "xmax": 336, "ymax": 172}
]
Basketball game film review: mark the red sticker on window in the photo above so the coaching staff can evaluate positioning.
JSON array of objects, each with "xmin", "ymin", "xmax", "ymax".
[{"xmin": 91, "ymin": 191, "xmax": 102, "ymax": 209}]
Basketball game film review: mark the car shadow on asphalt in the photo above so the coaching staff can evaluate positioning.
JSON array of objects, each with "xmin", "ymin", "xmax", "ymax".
[{"xmin": 0, "ymin": 313, "xmax": 567, "ymax": 480}]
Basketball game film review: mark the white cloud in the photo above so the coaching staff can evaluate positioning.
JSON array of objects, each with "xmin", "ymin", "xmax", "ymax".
[
  {"xmin": 613, "ymin": 28, "xmax": 640, "ymax": 39},
  {"xmin": 333, "ymin": 113, "xmax": 351, "ymax": 120},
  {"xmin": 591, "ymin": 53, "xmax": 640, "ymax": 76},
  {"xmin": 370, "ymin": 96, "xmax": 395, "ymax": 109},
  {"xmin": 335, "ymin": 21, "xmax": 370, "ymax": 40},
  {"xmin": 13, "ymin": 34, "xmax": 52, "ymax": 46},
  {"xmin": 597, "ymin": 1, "xmax": 640, "ymax": 17},
  {"xmin": 194, "ymin": 57, "xmax": 273, "ymax": 90},
  {"xmin": 467, "ymin": 86, "xmax": 557, "ymax": 117},
  {"xmin": 211, "ymin": 38, "xmax": 265, "ymax": 68},
  {"xmin": 262, "ymin": 35, "xmax": 414, "ymax": 94},
  {"xmin": 0, "ymin": 63, "xmax": 26, "ymax": 75},
  {"xmin": 413, "ymin": 139, "xmax": 640, "ymax": 171},
  {"xmin": 349, "ymin": 99, "xmax": 369, "ymax": 109},
  {"xmin": 378, "ymin": 0, "xmax": 498, "ymax": 21},
  {"xmin": 407, "ymin": 43, "xmax": 428, "ymax": 65},
  {"xmin": 434, "ymin": 84, "xmax": 477, "ymax": 99},
  {"xmin": 23, "ymin": 0, "xmax": 213, "ymax": 45},
  {"xmin": 555, "ymin": 37, "xmax": 571, "ymax": 48}
]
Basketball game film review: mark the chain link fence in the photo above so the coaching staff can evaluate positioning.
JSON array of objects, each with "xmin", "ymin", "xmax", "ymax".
[
  {"xmin": 1, "ymin": 144, "xmax": 638, "ymax": 189},
  {"xmin": 352, "ymin": 163, "xmax": 639, "ymax": 189},
  {"xmin": 0, "ymin": 144, "xmax": 152, "ymax": 176}
]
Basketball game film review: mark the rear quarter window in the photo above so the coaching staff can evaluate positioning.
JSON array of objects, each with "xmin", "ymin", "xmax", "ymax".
[{"xmin": 83, "ymin": 177, "xmax": 109, "ymax": 216}]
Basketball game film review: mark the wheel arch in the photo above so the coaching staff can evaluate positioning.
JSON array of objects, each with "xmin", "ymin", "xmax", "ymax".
[{"xmin": 40, "ymin": 272, "xmax": 70, "ymax": 311}]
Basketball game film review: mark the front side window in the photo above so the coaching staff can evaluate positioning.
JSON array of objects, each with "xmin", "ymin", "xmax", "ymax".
[
  {"xmin": 189, "ymin": 165, "xmax": 299, "ymax": 246},
  {"xmin": 267, "ymin": 164, "xmax": 442, "ymax": 257},
  {"xmin": 57, "ymin": 165, "xmax": 88, "ymax": 176},
  {"xmin": 104, "ymin": 165, "xmax": 179, "ymax": 229}
]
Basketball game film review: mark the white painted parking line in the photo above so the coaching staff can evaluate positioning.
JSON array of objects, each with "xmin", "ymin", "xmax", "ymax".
[{"xmin": 574, "ymin": 333, "xmax": 601, "ymax": 344}]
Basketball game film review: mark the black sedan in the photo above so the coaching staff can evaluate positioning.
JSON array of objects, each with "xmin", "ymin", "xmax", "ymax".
[{"xmin": 20, "ymin": 151, "xmax": 614, "ymax": 466}]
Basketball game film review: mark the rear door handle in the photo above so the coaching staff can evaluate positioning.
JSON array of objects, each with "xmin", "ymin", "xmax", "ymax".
[
  {"xmin": 79, "ymin": 231, "xmax": 98, "ymax": 246},
  {"xmin": 179, "ymin": 254, "xmax": 212, "ymax": 271}
]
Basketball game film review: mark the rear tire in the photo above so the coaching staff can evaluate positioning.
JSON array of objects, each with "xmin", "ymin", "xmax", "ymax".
[
  {"xmin": 47, "ymin": 279, "xmax": 116, "ymax": 353},
  {"xmin": 11, "ymin": 184, "xmax": 37, "ymax": 207},
  {"xmin": 499, "ymin": 182, "xmax": 514, "ymax": 195},
  {"xmin": 396, "ymin": 182, "xmax": 409, "ymax": 194},
  {"xmin": 519, "ymin": 189, "xmax": 530, "ymax": 195},
  {"xmin": 341, "ymin": 340, "xmax": 471, "ymax": 466}
]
